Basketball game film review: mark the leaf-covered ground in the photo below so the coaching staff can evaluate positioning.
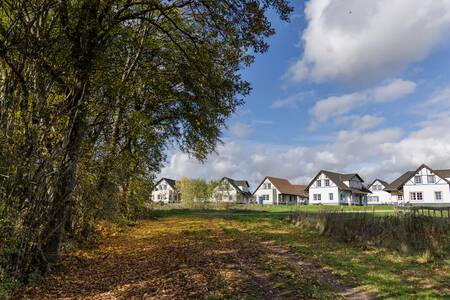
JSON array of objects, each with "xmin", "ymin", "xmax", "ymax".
[
  {"xmin": 17, "ymin": 209, "xmax": 450, "ymax": 299},
  {"xmin": 18, "ymin": 217, "xmax": 339, "ymax": 299}
]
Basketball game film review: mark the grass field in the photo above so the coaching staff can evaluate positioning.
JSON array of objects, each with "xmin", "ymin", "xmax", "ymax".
[{"xmin": 18, "ymin": 208, "xmax": 450, "ymax": 299}]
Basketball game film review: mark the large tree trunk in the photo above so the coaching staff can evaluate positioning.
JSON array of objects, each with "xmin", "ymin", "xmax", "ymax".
[{"xmin": 40, "ymin": 83, "xmax": 88, "ymax": 267}]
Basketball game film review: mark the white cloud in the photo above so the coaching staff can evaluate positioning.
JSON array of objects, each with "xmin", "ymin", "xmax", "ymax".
[
  {"xmin": 418, "ymin": 86, "xmax": 450, "ymax": 117},
  {"xmin": 271, "ymin": 91, "xmax": 314, "ymax": 109},
  {"xmin": 160, "ymin": 116, "xmax": 450, "ymax": 188},
  {"xmin": 373, "ymin": 79, "xmax": 417, "ymax": 102},
  {"xmin": 338, "ymin": 114, "xmax": 384, "ymax": 130},
  {"xmin": 311, "ymin": 92, "xmax": 366, "ymax": 122},
  {"xmin": 311, "ymin": 79, "xmax": 415, "ymax": 123},
  {"xmin": 289, "ymin": 0, "xmax": 450, "ymax": 82},
  {"xmin": 228, "ymin": 122, "xmax": 253, "ymax": 139}
]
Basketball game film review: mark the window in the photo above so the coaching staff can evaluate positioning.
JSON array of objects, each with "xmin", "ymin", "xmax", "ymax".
[
  {"xmin": 263, "ymin": 182, "xmax": 272, "ymax": 189},
  {"xmin": 428, "ymin": 175, "xmax": 435, "ymax": 184},
  {"xmin": 316, "ymin": 180, "xmax": 322, "ymax": 187},
  {"xmin": 313, "ymin": 194, "xmax": 321, "ymax": 201},
  {"xmin": 435, "ymin": 191, "xmax": 442, "ymax": 201},
  {"xmin": 325, "ymin": 179, "xmax": 330, "ymax": 187},
  {"xmin": 398, "ymin": 195, "xmax": 403, "ymax": 201},
  {"xmin": 369, "ymin": 196, "xmax": 379, "ymax": 202},
  {"xmin": 410, "ymin": 192, "xmax": 423, "ymax": 201},
  {"xmin": 329, "ymin": 193, "xmax": 333, "ymax": 200},
  {"xmin": 414, "ymin": 176, "xmax": 422, "ymax": 184}
]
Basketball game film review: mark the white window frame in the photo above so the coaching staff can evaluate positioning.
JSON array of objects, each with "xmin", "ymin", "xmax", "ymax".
[
  {"xmin": 414, "ymin": 176, "xmax": 422, "ymax": 184},
  {"xmin": 325, "ymin": 179, "xmax": 330, "ymax": 187},
  {"xmin": 435, "ymin": 191, "xmax": 442, "ymax": 201},
  {"xmin": 428, "ymin": 175, "xmax": 435, "ymax": 184},
  {"xmin": 410, "ymin": 192, "xmax": 423, "ymax": 201},
  {"xmin": 316, "ymin": 180, "xmax": 322, "ymax": 187},
  {"xmin": 329, "ymin": 193, "xmax": 333, "ymax": 201}
]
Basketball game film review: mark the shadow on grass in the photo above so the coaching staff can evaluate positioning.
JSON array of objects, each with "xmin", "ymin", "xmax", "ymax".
[
  {"xmin": 18, "ymin": 216, "xmax": 332, "ymax": 300},
  {"xmin": 149, "ymin": 209, "xmax": 450, "ymax": 298},
  {"xmin": 19, "ymin": 211, "xmax": 450, "ymax": 299}
]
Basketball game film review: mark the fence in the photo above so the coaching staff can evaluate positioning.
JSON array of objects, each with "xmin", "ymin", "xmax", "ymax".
[{"xmin": 395, "ymin": 206, "xmax": 450, "ymax": 219}]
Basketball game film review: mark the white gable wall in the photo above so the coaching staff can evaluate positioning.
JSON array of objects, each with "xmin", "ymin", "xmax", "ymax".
[
  {"xmin": 253, "ymin": 178, "xmax": 280, "ymax": 205},
  {"xmin": 212, "ymin": 179, "xmax": 250, "ymax": 203},
  {"xmin": 403, "ymin": 167, "xmax": 450, "ymax": 204},
  {"xmin": 308, "ymin": 173, "xmax": 340, "ymax": 204},
  {"xmin": 368, "ymin": 180, "xmax": 392, "ymax": 205},
  {"xmin": 151, "ymin": 179, "xmax": 179, "ymax": 203}
]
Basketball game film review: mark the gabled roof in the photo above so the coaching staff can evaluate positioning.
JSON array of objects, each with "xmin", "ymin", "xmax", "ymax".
[
  {"xmin": 367, "ymin": 179, "xmax": 389, "ymax": 189},
  {"xmin": 233, "ymin": 180, "xmax": 250, "ymax": 188},
  {"xmin": 385, "ymin": 164, "xmax": 450, "ymax": 192},
  {"xmin": 254, "ymin": 176, "xmax": 307, "ymax": 197},
  {"xmin": 221, "ymin": 177, "xmax": 252, "ymax": 197},
  {"xmin": 306, "ymin": 170, "xmax": 370, "ymax": 194},
  {"xmin": 435, "ymin": 169, "xmax": 450, "ymax": 179},
  {"xmin": 384, "ymin": 171, "xmax": 414, "ymax": 192},
  {"xmin": 154, "ymin": 178, "xmax": 177, "ymax": 189}
]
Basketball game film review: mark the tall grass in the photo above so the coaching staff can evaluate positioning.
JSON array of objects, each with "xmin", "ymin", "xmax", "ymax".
[{"xmin": 289, "ymin": 211, "xmax": 450, "ymax": 256}]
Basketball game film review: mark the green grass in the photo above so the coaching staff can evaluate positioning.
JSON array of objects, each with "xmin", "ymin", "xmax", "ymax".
[
  {"xmin": 240, "ymin": 204, "xmax": 394, "ymax": 213},
  {"xmin": 148, "ymin": 208, "xmax": 450, "ymax": 299}
]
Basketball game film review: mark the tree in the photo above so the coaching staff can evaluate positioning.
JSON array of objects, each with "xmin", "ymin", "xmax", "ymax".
[
  {"xmin": 0, "ymin": 0, "xmax": 292, "ymax": 281},
  {"xmin": 177, "ymin": 177, "xmax": 209, "ymax": 204}
]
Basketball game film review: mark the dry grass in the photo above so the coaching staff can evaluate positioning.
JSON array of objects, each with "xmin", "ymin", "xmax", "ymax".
[{"xmin": 289, "ymin": 211, "xmax": 450, "ymax": 255}]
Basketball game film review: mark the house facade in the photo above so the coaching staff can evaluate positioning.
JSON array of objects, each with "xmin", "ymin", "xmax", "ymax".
[
  {"xmin": 253, "ymin": 176, "xmax": 308, "ymax": 205},
  {"xmin": 307, "ymin": 171, "xmax": 371, "ymax": 205},
  {"xmin": 211, "ymin": 177, "xmax": 252, "ymax": 203},
  {"xmin": 151, "ymin": 178, "xmax": 181, "ymax": 203},
  {"xmin": 367, "ymin": 179, "xmax": 392, "ymax": 205},
  {"xmin": 385, "ymin": 164, "xmax": 450, "ymax": 205}
]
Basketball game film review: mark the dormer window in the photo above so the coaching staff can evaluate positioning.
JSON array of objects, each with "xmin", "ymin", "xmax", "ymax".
[
  {"xmin": 324, "ymin": 179, "xmax": 330, "ymax": 187},
  {"xmin": 414, "ymin": 176, "xmax": 422, "ymax": 184},
  {"xmin": 427, "ymin": 175, "xmax": 435, "ymax": 184},
  {"xmin": 316, "ymin": 180, "xmax": 321, "ymax": 187}
]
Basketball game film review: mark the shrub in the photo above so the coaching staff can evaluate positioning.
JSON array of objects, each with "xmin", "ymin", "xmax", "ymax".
[{"xmin": 289, "ymin": 211, "xmax": 450, "ymax": 255}]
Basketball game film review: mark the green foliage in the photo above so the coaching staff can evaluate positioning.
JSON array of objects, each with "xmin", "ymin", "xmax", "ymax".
[
  {"xmin": 177, "ymin": 177, "xmax": 219, "ymax": 205},
  {"xmin": 0, "ymin": 0, "xmax": 292, "ymax": 285}
]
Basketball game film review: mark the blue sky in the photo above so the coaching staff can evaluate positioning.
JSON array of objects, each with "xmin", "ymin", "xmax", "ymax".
[{"xmin": 161, "ymin": 0, "xmax": 450, "ymax": 188}]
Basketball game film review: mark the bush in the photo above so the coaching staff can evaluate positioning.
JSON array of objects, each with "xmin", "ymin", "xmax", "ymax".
[{"xmin": 289, "ymin": 211, "xmax": 450, "ymax": 255}]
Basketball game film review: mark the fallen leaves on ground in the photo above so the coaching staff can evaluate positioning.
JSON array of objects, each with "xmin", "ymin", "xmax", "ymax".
[{"xmin": 17, "ymin": 217, "xmax": 334, "ymax": 300}]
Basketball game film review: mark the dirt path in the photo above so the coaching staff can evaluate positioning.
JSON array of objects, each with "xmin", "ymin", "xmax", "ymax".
[
  {"xmin": 260, "ymin": 240, "xmax": 375, "ymax": 300},
  {"xmin": 17, "ymin": 217, "xmax": 374, "ymax": 299}
]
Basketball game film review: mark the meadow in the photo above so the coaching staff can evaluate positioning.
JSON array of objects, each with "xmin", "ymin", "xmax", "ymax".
[{"xmin": 15, "ymin": 205, "xmax": 450, "ymax": 299}]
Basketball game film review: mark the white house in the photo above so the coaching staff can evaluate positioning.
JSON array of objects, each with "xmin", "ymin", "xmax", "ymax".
[
  {"xmin": 385, "ymin": 164, "xmax": 450, "ymax": 206},
  {"xmin": 253, "ymin": 176, "xmax": 308, "ymax": 205},
  {"xmin": 151, "ymin": 178, "xmax": 181, "ymax": 203},
  {"xmin": 211, "ymin": 177, "xmax": 252, "ymax": 203},
  {"xmin": 367, "ymin": 179, "xmax": 392, "ymax": 205},
  {"xmin": 306, "ymin": 170, "xmax": 371, "ymax": 205}
]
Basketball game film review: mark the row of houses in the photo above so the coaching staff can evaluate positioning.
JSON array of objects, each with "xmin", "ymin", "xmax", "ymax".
[{"xmin": 151, "ymin": 164, "xmax": 450, "ymax": 205}]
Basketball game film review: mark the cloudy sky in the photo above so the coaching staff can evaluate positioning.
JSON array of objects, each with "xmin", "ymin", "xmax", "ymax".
[{"xmin": 160, "ymin": 0, "xmax": 450, "ymax": 189}]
